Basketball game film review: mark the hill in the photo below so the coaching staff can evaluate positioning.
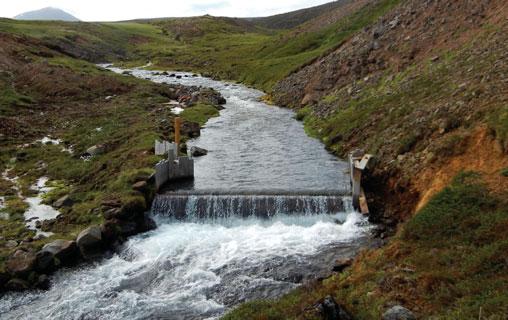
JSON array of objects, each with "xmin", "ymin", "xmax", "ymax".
[
  {"xmin": 14, "ymin": 7, "xmax": 79, "ymax": 22},
  {"xmin": 246, "ymin": 0, "xmax": 355, "ymax": 29}
]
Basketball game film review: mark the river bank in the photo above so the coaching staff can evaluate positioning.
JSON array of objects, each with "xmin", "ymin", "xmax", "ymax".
[{"xmin": 0, "ymin": 42, "xmax": 227, "ymax": 293}]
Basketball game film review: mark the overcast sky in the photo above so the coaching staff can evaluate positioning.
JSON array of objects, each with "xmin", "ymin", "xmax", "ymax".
[{"xmin": 1, "ymin": 0, "xmax": 333, "ymax": 21}]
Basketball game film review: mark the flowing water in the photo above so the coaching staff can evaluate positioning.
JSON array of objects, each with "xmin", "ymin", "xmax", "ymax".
[{"xmin": 0, "ymin": 67, "xmax": 370, "ymax": 320}]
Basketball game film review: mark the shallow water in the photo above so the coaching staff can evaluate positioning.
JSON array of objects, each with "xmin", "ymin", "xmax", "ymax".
[
  {"xmin": 105, "ymin": 66, "xmax": 349, "ymax": 192},
  {"xmin": 0, "ymin": 67, "xmax": 368, "ymax": 320}
]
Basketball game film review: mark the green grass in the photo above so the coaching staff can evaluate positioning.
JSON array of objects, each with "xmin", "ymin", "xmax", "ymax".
[{"xmin": 180, "ymin": 103, "xmax": 220, "ymax": 126}]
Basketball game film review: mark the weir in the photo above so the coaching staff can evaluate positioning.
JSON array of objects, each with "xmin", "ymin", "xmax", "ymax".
[{"xmin": 151, "ymin": 190, "xmax": 351, "ymax": 219}]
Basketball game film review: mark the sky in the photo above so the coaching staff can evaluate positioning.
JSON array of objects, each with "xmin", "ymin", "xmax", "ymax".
[{"xmin": 1, "ymin": 0, "xmax": 334, "ymax": 21}]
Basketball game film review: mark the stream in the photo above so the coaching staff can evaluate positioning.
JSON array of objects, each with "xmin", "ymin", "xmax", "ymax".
[{"xmin": 0, "ymin": 67, "xmax": 371, "ymax": 320}]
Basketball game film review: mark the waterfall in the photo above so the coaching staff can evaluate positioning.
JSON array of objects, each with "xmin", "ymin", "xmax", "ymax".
[{"xmin": 151, "ymin": 191, "xmax": 352, "ymax": 220}]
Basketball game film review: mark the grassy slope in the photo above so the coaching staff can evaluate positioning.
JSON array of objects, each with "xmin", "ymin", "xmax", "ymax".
[
  {"xmin": 146, "ymin": 0, "xmax": 399, "ymax": 91},
  {"xmin": 224, "ymin": 1, "xmax": 508, "ymax": 319}
]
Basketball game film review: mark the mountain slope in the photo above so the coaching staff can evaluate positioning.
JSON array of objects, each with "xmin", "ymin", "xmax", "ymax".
[
  {"xmin": 14, "ymin": 7, "xmax": 79, "ymax": 22},
  {"xmin": 246, "ymin": 0, "xmax": 356, "ymax": 29}
]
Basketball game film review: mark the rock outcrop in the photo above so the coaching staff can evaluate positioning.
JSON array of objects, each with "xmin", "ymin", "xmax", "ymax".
[
  {"xmin": 382, "ymin": 306, "xmax": 416, "ymax": 320},
  {"xmin": 76, "ymin": 226, "xmax": 103, "ymax": 258},
  {"xmin": 6, "ymin": 250, "xmax": 37, "ymax": 278}
]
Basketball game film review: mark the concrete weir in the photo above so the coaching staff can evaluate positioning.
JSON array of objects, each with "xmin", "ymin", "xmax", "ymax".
[
  {"xmin": 151, "ymin": 191, "xmax": 352, "ymax": 219},
  {"xmin": 154, "ymin": 117, "xmax": 195, "ymax": 190}
]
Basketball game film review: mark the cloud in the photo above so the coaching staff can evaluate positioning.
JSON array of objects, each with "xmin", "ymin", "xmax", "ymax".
[
  {"xmin": 190, "ymin": 1, "xmax": 230, "ymax": 13},
  {"xmin": 1, "ymin": 0, "xmax": 333, "ymax": 21}
]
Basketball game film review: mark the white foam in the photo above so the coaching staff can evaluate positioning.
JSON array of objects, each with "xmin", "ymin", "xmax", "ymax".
[
  {"xmin": 171, "ymin": 106, "xmax": 185, "ymax": 115},
  {"xmin": 0, "ymin": 212, "xmax": 368, "ymax": 319},
  {"xmin": 24, "ymin": 177, "xmax": 60, "ymax": 237},
  {"xmin": 37, "ymin": 137, "xmax": 62, "ymax": 145}
]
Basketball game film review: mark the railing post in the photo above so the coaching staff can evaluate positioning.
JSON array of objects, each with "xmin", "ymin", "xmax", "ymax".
[{"xmin": 174, "ymin": 117, "xmax": 182, "ymax": 159}]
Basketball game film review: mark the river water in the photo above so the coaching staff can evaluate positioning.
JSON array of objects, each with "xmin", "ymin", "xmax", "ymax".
[{"xmin": 0, "ymin": 67, "xmax": 370, "ymax": 320}]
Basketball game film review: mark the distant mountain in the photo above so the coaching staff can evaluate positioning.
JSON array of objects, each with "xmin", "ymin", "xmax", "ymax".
[{"xmin": 14, "ymin": 7, "xmax": 80, "ymax": 22}]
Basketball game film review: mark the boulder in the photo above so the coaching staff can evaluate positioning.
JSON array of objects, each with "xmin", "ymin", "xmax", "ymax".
[
  {"xmin": 190, "ymin": 146, "xmax": 208, "ymax": 157},
  {"xmin": 0, "ymin": 271, "xmax": 10, "ymax": 290},
  {"xmin": 53, "ymin": 195, "xmax": 74, "ymax": 208},
  {"xmin": 5, "ymin": 240, "xmax": 18, "ymax": 248},
  {"xmin": 332, "ymin": 258, "xmax": 353, "ymax": 273},
  {"xmin": 319, "ymin": 295, "xmax": 353, "ymax": 320},
  {"xmin": 119, "ymin": 197, "xmax": 146, "ymax": 220},
  {"xmin": 101, "ymin": 220, "xmax": 120, "ymax": 242},
  {"xmin": 6, "ymin": 278, "xmax": 30, "ymax": 291},
  {"xmin": 35, "ymin": 250, "xmax": 55, "ymax": 273},
  {"xmin": 132, "ymin": 181, "xmax": 148, "ymax": 193},
  {"xmin": 42, "ymin": 240, "xmax": 78, "ymax": 265},
  {"xmin": 139, "ymin": 214, "xmax": 157, "ymax": 233},
  {"xmin": 116, "ymin": 220, "xmax": 139, "ymax": 237},
  {"xmin": 181, "ymin": 121, "xmax": 201, "ymax": 138},
  {"xmin": 382, "ymin": 306, "xmax": 416, "ymax": 320},
  {"xmin": 6, "ymin": 250, "xmax": 37, "ymax": 277},
  {"xmin": 35, "ymin": 274, "xmax": 50, "ymax": 290},
  {"xmin": 103, "ymin": 207, "xmax": 123, "ymax": 220},
  {"xmin": 84, "ymin": 145, "xmax": 105, "ymax": 157},
  {"xmin": 76, "ymin": 226, "xmax": 103, "ymax": 258}
]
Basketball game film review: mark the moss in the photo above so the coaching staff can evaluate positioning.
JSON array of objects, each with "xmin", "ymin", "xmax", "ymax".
[{"xmin": 501, "ymin": 168, "xmax": 508, "ymax": 177}]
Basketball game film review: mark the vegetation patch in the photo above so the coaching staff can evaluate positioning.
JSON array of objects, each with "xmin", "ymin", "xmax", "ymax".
[{"xmin": 180, "ymin": 103, "xmax": 220, "ymax": 126}]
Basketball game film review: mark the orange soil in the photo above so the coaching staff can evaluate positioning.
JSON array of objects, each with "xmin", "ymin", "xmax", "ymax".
[{"xmin": 415, "ymin": 126, "xmax": 508, "ymax": 211}]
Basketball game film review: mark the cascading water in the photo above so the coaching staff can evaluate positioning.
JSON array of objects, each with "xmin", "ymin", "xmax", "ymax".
[
  {"xmin": 151, "ymin": 193, "xmax": 351, "ymax": 220},
  {"xmin": 0, "ymin": 66, "xmax": 371, "ymax": 320}
]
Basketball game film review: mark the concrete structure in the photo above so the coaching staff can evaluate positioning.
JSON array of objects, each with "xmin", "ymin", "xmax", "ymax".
[
  {"xmin": 154, "ymin": 117, "xmax": 195, "ymax": 190},
  {"xmin": 155, "ymin": 140, "xmax": 176, "ymax": 156}
]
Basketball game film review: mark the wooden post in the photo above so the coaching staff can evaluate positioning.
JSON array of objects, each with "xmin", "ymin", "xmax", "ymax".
[
  {"xmin": 349, "ymin": 150, "xmax": 374, "ymax": 214},
  {"xmin": 174, "ymin": 117, "xmax": 181, "ymax": 158}
]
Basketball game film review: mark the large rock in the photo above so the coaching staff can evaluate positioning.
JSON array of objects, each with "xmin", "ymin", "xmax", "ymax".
[
  {"xmin": 42, "ymin": 239, "xmax": 78, "ymax": 265},
  {"xmin": 84, "ymin": 144, "xmax": 105, "ymax": 157},
  {"xmin": 6, "ymin": 278, "xmax": 30, "ymax": 291},
  {"xmin": 103, "ymin": 207, "xmax": 123, "ymax": 220},
  {"xmin": 181, "ymin": 121, "xmax": 201, "ymax": 138},
  {"xmin": 382, "ymin": 306, "xmax": 416, "ymax": 320},
  {"xmin": 35, "ymin": 274, "xmax": 50, "ymax": 290},
  {"xmin": 53, "ymin": 195, "xmax": 74, "ymax": 208},
  {"xmin": 332, "ymin": 258, "xmax": 353, "ymax": 273},
  {"xmin": 190, "ymin": 146, "xmax": 208, "ymax": 157},
  {"xmin": 35, "ymin": 250, "xmax": 56, "ymax": 273},
  {"xmin": 6, "ymin": 250, "xmax": 37, "ymax": 277},
  {"xmin": 76, "ymin": 226, "xmax": 103, "ymax": 258},
  {"xmin": 132, "ymin": 181, "xmax": 148, "ymax": 193},
  {"xmin": 319, "ymin": 296, "xmax": 353, "ymax": 320}
]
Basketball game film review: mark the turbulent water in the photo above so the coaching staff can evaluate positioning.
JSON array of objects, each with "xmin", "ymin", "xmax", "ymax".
[{"xmin": 0, "ymin": 67, "xmax": 370, "ymax": 320}]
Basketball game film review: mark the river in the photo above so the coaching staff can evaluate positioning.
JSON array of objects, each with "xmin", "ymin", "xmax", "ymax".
[{"xmin": 0, "ymin": 67, "xmax": 370, "ymax": 320}]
